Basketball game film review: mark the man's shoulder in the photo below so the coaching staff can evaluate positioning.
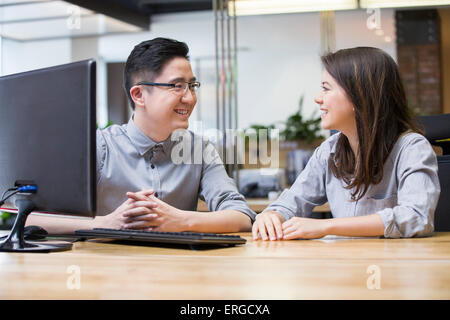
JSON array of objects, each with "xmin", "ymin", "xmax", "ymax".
[
  {"xmin": 97, "ymin": 123, "xmax": 128, "ymax": 138},
  {"xmin": 96, "ymin": 123, "xmax": 131, "ymax": 153}
]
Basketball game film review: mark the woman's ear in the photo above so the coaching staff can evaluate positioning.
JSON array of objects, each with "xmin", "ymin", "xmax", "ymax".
[{"xmin": 129, "ymin": 86, "xmax": 145, "ymax": 109}]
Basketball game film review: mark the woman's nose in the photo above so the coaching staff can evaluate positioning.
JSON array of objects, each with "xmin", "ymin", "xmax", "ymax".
[{"xmin": 314, "ymin": 93, "xmax": 323, "ymax": 105}]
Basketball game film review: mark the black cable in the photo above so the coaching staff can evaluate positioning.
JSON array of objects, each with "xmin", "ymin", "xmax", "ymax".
[
  {"xmin": 1, "ymin": 185, "xmax": 37, "ymax": 207},
  {"xmin": 0, "ymin": 188, "xmax": 19, "ymax": 207},
  {"xmin": 1, "ymin": 187, "xmax": 18, "ymax": 200}
]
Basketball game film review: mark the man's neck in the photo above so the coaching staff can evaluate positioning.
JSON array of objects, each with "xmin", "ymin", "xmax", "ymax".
[{"xmin": 133, "ymin": 114, "xmax": 170, "ymax": 143}]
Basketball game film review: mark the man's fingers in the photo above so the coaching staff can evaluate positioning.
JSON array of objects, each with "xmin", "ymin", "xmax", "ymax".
[
  {"xmin": 137, "ymin": 189, "xmax": 155, "ymax": 196},
  {"xmin": 124, "ymin": 213, "xmax": 158, "ymax": 223},
  {"xmin": 128, "ymin": 200, "xmax": 158, "ymax": 211},
  {"xmin": 122, "ymin": 205, "xmax": 156, "ymax": 218},
  {"xmin": 127, "ymin": 189, "xmax": 155, "ymax": 200},
  {"xmin": 124, "ymin": 219, "xmax": 159, "ymax": 229},
  {"xmin": 123, "ymin": 221, "xmax": 148, "ymax": 229},
  {"xmin": 127, "ymin": 192, "xmax": 149, "ymax": 202}
]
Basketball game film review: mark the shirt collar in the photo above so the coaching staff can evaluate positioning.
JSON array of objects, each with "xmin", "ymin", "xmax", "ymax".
[
  {"xmin": 126, "ymin": 115, "xmax": 172, "ymax": 156},
  {"xmin": 329, "ymin": 132, "xmax": 340, "ymax": 163}
]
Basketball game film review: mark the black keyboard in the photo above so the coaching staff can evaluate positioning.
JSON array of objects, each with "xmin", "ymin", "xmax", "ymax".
[{"xmin": 75, "ymin": 228, "xmax": 246, "ymax": 246}]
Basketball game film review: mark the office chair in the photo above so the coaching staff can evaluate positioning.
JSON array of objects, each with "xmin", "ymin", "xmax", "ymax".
[{"xmin": 417, "ymin": 114, "xmax": 450, "ymax": 231}]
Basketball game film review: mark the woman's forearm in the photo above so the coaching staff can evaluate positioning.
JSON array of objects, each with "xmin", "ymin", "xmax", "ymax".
[{"xmin": 325, "ymin": 213, "xmax": 385, "ymax": 237}]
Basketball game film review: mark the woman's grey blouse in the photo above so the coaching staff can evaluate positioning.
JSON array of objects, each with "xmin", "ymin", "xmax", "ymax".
[{"xmin": 263, "ymin": 132, "xmax": 440, "ymax": 238}]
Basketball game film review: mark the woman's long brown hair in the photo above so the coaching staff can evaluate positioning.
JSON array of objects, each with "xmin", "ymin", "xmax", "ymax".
[{"xmin": 321, "ymin": 47, "xmax": 422, "ymax": 201}]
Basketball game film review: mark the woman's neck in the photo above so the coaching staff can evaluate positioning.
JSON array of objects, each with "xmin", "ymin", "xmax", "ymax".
[{"xmin": 342, "ymin": 127, "xmax": 359, "ymax": 157}]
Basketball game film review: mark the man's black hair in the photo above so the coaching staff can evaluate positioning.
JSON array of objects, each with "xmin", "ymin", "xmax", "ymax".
[{"xmin": 124, "ymin": 37, "xmax": 190, "ymax": 110}]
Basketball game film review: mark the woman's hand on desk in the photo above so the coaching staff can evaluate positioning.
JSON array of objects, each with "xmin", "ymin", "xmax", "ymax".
[
  {"xmin": 253, "ymin": 211, "xmax": 285, "ymax": 241},
  {"xmin": 253, "ymin": 212, "xmax": 330, "ymax": 240},
  {"xmin": 281, "ymin": 217, "xmax": 330, "ymax": 240}
]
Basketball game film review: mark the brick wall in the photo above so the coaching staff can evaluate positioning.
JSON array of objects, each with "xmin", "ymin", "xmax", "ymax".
[{"xmin": 396, "ymin": 10, "xmax": 442, "ymax": 115}]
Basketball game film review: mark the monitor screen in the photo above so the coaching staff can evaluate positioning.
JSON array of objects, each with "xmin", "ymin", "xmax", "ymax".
[{"xmin": 0, "ymin": 60, "xmax": 96, "ymax": 218}]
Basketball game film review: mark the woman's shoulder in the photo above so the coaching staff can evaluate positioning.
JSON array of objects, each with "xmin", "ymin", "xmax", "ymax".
[
  {"xmin": 394, "ymin": 131, "xmax": 431, "ymax": 152},
  {"xmin": 391, "ymin": 131, "xmax": 436, "ymax": 164},
  {"xmin": 320, "ymin": 131, "xmax": 341, "ymax": 152},
  {"xmin": 312, "ymin": 132, "xmax": 341, "ymax": 162}
]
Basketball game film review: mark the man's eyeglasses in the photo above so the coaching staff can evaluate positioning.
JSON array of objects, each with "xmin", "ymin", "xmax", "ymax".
[{"xmin": 136, "ymin": 81, "xmax": 201, "ymax": 95}]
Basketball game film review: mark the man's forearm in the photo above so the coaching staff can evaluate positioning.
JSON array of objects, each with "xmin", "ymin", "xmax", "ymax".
[
  {"xmin": 183, "ymin": 210, "xmax": 253, "ymax": 233},
  {"xmin": 26, "ymin": 214, "xmax": 96, "ymax": 234}
]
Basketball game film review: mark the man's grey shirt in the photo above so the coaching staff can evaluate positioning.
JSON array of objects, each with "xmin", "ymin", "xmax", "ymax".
[
  {"xmin": 96, "ymin": 117, "xmax": 255, "ymax": 221},
  {"xmin": 264, "ymin": 132, "xmax": 440, "ymax": 238}
]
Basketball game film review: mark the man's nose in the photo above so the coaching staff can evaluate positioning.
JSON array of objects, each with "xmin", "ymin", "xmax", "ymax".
[{"xmin": 181, "ymin": 88, "xmax": 196, "ymax": 104}]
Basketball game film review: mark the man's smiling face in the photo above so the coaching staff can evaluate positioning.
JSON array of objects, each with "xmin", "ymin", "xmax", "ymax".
[{"xmin": 134, "ymin": 57, "xmax": 197, "ymax": 141}]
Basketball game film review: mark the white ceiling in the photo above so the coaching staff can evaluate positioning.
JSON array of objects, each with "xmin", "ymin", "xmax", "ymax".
[{"xmin": 0, "ymin": 0, "xmax": 143, "ymax": 41}]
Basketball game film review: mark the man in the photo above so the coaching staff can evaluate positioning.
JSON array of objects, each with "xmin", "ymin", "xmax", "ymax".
[{"xmin": 27, "ymin": 38, "xmax": 254, "ymax": 233}]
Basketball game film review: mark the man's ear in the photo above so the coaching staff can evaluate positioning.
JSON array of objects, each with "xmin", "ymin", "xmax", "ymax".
[{"xmin": 129, "ymin": 86, "xmax": 145, "ymax": 109}]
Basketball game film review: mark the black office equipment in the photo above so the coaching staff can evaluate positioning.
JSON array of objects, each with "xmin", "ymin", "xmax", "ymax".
[
  {"xmin": 434, "ymin": 156, "xmax": 450, "ymax": 231},
  {"xmin": 417, "ymin": 114, "xmax": 450, "ymax": 155},
  {"xmin": 0, "ymin": 60, "xmax": 97, "ymax": 252},
  {"xmin": 417, "ymin": 114, "xmax": 450, "ymax": 231},
  {"xmin": 75, "ymin": 228, "xmax": 247, "ymax": 247}
]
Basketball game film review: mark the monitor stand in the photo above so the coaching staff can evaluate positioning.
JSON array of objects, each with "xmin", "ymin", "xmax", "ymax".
[{"xmin": 0, "ymin": 199, "xmax": 72, "ymax": 253}]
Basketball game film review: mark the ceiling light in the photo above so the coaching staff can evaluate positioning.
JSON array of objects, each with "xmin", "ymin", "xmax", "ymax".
[
  {"xmin": 360, "ymin": 0, "xmax": 450, "ymax": 8},
  {"xmin": 229, "ymin": 0, "xmax": 358, "ymax": 16},
  {"xmin": 0, "ymin": 0, "xmax": 143, "ymax": 41}
]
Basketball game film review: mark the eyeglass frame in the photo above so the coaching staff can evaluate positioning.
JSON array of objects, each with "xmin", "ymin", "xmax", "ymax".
[{"xmin": 135, "ymin": 81, "xmax": 201, "ymax": 95}]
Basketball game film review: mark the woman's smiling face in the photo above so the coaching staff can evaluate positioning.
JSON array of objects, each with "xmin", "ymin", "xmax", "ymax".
[{"xmin": 314, "ymin": 69, "xmax": 356, "ymax": 135}]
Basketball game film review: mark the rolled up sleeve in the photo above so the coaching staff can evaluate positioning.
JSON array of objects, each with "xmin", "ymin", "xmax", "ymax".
[
  {"xmin": 199, "ymin": 141, "xmax": 256, "ymax": 222},
  {"xmin": 96, "ymin": 130, "xmax": 107, "ymax": 184},
  {"xmin": 377, "ymin": 137, "xmax": 440, "ymax": 238},
  {"xmin": 263, "ymin": 144, "xmax": 328, "ymax": 221}
]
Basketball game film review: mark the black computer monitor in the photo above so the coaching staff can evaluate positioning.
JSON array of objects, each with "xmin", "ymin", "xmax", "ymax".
[{"xmin": 0, "ymin": 59, "xmax": 97, "ymax": 252}]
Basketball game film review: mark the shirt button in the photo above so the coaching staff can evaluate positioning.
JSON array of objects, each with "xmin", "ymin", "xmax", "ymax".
[{"xmin": 151, "ymin": 164, "xmax": 155, "ymax": 169}]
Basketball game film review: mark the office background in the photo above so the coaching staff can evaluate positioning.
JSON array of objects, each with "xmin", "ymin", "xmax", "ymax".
[
  {"xmin": 3, "ymin": 1, "xmax": 448, "ymax": 131},
  {"xmin": 0, "ymin": 1, "xmax": 449, "ymax": 301},
  {"xmin": 0, "ymin": 0, "xmax": 449, "ymax": 221}
]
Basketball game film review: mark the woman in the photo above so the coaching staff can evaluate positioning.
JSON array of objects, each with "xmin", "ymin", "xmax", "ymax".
[{"xmin": 253, "ymin": 47, "xmax": 440, "ymax": 240}]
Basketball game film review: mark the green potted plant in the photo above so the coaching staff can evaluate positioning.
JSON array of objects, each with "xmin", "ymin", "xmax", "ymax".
[
  {"xmin": 280, "ymin": 95, "xmax": 323, "ymax": 147},
  {"xmin": 244, "ymin": 95, "xmax": 324, "ymax": 170}
]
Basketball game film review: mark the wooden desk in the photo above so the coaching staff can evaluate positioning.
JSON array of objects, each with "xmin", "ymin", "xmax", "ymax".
[
  {"xmin": 1, "ymin": 231, "xmax": 449, "ymax": 299},
  {"xmin": 198, "ymin": 199, "xmax": 330, "ymax": 213}
]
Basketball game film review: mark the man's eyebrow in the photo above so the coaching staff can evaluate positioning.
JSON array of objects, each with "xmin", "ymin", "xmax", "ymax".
[{"xmin": 167, "ymin": 76, "xmax": 197, "ymax": 83}]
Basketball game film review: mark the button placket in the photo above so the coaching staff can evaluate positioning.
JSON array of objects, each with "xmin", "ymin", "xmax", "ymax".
[{"xmin": 148, "ymin": 145, "xmax": 162, "ymax": 199}]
